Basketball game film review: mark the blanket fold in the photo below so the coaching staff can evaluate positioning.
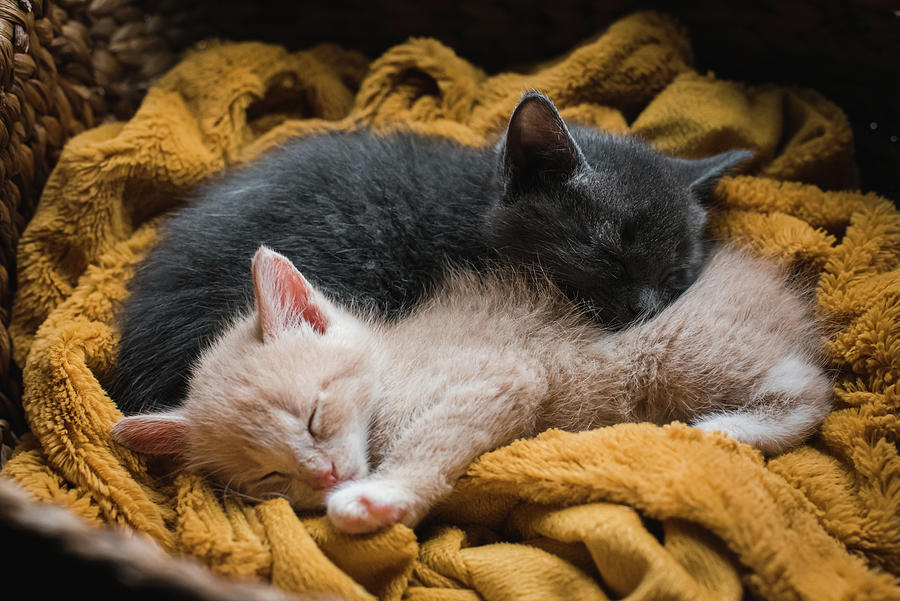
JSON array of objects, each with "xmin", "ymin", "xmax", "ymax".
[{"xmin": 2, "ymin": 11, "xmax": 898, "ymax": 601}]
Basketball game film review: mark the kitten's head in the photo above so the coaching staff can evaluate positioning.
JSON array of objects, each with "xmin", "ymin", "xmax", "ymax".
[
  {"xmin": 492, "ymin": 90, "xmax": 754, "ymax": 328},
  {"xmin": 112, "ymin": 247, "xmax": 383, "ymax": 509}
]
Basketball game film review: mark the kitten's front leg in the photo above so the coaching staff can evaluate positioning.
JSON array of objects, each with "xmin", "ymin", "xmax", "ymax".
[
  {"xmin": 326, "ymin": 391, "xmax": 537, "ymax": 533},
  {"xmin": 325, "ymin": 424, "xmax": 478, "ymax": 534}
]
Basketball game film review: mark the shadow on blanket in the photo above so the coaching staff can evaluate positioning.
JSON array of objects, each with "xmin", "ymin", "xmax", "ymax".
[{"xmin": 1, "ymin": 11, "xmax": 898, "ymax": 601}]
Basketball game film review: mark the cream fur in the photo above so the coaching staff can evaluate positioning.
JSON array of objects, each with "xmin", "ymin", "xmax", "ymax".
[{"xmin": 113, "ymin": 245, "xmax": 832, "ymax": 534}]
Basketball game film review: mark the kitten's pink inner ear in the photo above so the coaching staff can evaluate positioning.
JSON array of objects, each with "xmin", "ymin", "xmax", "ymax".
[
  {"xmin": 252, "ymin": 248, "xmax": 329, "ymax": 340},
  {"xmin": 111, "ymin": 414, "xmax": 188, "ymax": 455}
]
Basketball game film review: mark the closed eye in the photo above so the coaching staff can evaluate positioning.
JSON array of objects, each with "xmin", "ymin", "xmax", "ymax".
[
  {"xmin": 307, "ymin": 405, "xmax": 318, "ymax": 440},
  {"xmin": 259, "ymin": 471, "xmax": 286, "ymax": 482}
]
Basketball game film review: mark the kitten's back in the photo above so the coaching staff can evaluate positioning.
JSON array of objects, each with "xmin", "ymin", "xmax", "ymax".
[{"xmin": 368, "ymin": 266, "xmax": 591, "ymax": 456}]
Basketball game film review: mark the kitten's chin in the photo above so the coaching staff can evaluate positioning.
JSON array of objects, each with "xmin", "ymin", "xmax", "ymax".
[
  {"xmin": 286, "ymin": 487, "xmax": 328, "ymax": 511},
  {"xmin": 286, "ymin": 469, "xmax": 369, "ymax": 512}
]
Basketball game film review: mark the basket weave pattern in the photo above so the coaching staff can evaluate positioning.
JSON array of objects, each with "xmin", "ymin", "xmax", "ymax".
[{"xmin": 0, "ymin": 0, "xmax": 179, "ymax": 443}]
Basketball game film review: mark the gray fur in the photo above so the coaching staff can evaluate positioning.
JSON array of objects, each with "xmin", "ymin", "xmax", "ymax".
[{"xmin": 109, "ymin": 91, "xmax": 752, "ymax": 413}]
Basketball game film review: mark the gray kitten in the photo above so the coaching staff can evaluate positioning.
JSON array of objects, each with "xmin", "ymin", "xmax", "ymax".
[
  {"xmin": 113, "ymin": 245, "xmax": 831, "ymax": 534},
  {"xmin": 110, "ymin": 91, "xmax": 752, "ymax": 414}
]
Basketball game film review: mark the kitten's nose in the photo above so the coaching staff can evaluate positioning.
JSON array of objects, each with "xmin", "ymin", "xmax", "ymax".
[
  {"xmin": 626, "ymin": 299, "xmax": 646, "ymax": 321},
  {"xmin": 313, "ymin": 463, "xmax": 338, "ymax": 490},
  {"xmin": 628, "ymin": 287, "xmax": 659, "ymax": 319}
]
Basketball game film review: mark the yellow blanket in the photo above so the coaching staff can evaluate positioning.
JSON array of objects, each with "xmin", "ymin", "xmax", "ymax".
[{"xmin": 3, "ymin": 11, "xmax": 899, "ymax": 600}]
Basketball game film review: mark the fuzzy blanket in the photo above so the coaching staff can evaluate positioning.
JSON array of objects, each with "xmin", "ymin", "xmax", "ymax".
[{"xmin": 2, "ymin": 11, "xmax": 899, "ymax": 601}]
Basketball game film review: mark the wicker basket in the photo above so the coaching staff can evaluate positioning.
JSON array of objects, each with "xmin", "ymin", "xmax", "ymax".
[{"xmin": 0, "ymin": 0, "xmax": 897, "ymax": 597}]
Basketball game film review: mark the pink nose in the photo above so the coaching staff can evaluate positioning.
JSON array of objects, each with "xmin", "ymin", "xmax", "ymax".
[{"xmin": 313, "ymin": 463, "xmax": 338, "ymax": 490}]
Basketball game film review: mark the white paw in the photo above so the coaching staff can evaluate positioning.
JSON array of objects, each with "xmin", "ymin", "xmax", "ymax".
[
  {"xmin": 693, "ymin": 412, "xmax": 779, "ymax": 453},
  {"xmin": 693, "ymin": 409, "xmax": 819, "ymax": 456},
  {"xmin": 326, "ymin": 479, "xmax": 416, "ymax": 534}
]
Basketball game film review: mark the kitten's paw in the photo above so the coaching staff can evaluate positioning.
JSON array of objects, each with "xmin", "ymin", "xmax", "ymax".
[
  {"xmin": 326, "ymin": 480, "xmax": 415, "ymax": 534},
  {"xmin": 693, "ymin": 412, "xmax": 783, "ymax": 454},
  {"xmin": 693, "ymin": 414, "xmax": 746, "ymax": 439},
  {"xmin": 693, "ymin": 412, "xmax": 808, "ymax": 456}
]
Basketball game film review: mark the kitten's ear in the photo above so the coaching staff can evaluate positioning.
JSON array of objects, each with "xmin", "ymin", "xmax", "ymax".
[
  {"xmin": 502, "ymin": 91, "xmax": 585, "ymax": 197},
  {"xmin": 252, "ymin": 246, "xmax": 329, "ymax": 341},
  {"xmin": 672, "ymin": 149, "xmax": 755, "ymax": 199},
  {"xmin": 112, "ymin": 413, "xmax": 188, "ymax": 455}
]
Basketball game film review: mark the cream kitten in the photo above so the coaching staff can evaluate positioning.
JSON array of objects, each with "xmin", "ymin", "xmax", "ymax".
[{"xmin": 112, "ymin": 245, "xmax": 832, "ymax": 534}]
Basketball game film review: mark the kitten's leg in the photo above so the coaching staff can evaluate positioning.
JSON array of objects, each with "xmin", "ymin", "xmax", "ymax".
[
  {"xmin": 327, "ymin": 376, "xmax": 543, "ymax": 534},
  {"xmin": 692, "ymin": 355, "xmax": 832, "ymax": 455}
]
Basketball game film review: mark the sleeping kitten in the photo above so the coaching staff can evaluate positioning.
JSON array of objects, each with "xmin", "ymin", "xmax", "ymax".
[
  {"xmin": 113, "ymin": 245, "xmax": 832, "ymax": 534},
  {"xmin": 109, "ymin": 90, "xmax": 752, "ymax": 414}
]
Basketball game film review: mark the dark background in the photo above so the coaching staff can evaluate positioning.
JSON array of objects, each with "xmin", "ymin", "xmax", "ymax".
[{"xmin": 143, "ymin": 0, "xmax": 900, "ymax": 201}]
